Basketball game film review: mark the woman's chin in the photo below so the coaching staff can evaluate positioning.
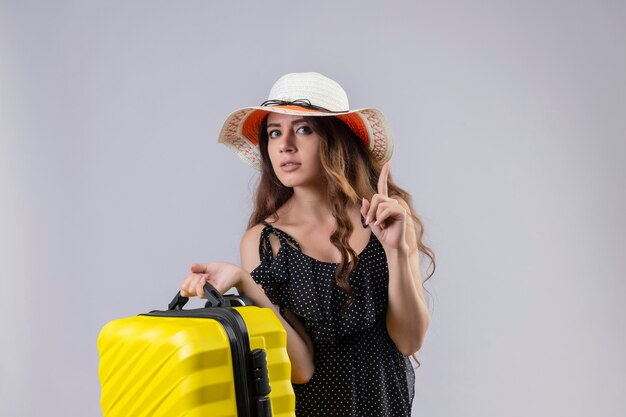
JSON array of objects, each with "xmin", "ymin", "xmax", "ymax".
[{"xmin": 274, "ymin": 170, "xmax": 325, "ymax": 189}]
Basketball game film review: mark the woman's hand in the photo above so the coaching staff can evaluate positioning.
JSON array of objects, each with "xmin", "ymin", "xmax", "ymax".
[
  {"xmin": 361, "ymin": 161, "xmax": 409, "ymax": 252},
  {"xmin": 180, "ymin": 262, "xmax": 246, "ymax": 297}
]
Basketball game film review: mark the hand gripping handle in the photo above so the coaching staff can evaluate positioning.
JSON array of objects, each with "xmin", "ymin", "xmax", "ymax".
[{"xmin": 168, "ymin": 282, "xmax": 226, "ymax": 310}]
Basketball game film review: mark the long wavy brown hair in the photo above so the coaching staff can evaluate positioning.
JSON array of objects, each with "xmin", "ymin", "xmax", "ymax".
[{"xmin": 247, "ymin": 114, "xmax": 436, "ymax": 293}]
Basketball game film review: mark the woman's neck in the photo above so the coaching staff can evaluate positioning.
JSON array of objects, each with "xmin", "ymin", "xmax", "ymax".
[{"xmin": 281, "ymin": 185, "xmax": 333, "ymax": 224}]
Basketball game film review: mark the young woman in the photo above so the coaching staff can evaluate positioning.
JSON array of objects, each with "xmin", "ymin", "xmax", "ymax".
[{"xmin": 180, "ymin": 72, "xmax": 435, "ymax": 417}]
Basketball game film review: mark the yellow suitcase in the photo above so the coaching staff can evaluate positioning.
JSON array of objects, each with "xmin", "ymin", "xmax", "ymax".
[{"xmin": 98, "ymin": 284, "xmax": 295, "ymax": 417}]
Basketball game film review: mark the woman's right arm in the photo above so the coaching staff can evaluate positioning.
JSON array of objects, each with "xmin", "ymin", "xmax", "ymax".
[{"xmin": 239, "ymin": 225, "xmax": 315, "ymax": 384}]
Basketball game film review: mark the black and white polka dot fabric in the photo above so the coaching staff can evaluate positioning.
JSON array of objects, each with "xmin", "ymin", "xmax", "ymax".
[{"xmin": 251, "ymin": 221, "xmax": 415, "ymax": 417}]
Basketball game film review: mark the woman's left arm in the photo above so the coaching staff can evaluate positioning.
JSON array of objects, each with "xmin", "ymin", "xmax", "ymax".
[
  {"xmin": 382, "ymin": 214, "xmax": 429, "ymax": 356},
  {"xmin": 362, "ymin": 162, "xmax": 430, "ymax": 356}
]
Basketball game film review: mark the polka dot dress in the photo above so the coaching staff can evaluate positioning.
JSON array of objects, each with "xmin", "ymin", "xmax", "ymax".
[{"xmin": 251, "ymin": 221, "xmax": 415, "ymax": 417}]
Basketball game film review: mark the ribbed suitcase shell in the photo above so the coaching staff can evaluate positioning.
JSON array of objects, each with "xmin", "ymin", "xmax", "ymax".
[{"xmin": 98, "ymin": 306, "xmax": 295, "ymax": 417}]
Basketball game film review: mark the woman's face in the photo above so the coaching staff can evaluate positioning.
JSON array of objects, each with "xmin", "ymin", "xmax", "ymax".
[{"xmin": 265, "ymin": 113, "xmax": 325, "ymax": 188}]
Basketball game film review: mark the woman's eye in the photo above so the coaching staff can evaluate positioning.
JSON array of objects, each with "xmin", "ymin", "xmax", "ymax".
[
  {"xmin": 296, "ymin": 126, "xmax": 312, "ymax": 134},
  {"xmin": 268, "ymin": 130, "xmax": 280, "ymax": 139}
]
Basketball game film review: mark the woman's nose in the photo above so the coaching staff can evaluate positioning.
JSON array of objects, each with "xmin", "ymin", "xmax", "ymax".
[
  {"xmin": 279, "ymin": 143, "xmax": 295, "ymax": 153},
  {"xmin": 279, "ymin": 132, "xmax": 296, "ymax": 153}
]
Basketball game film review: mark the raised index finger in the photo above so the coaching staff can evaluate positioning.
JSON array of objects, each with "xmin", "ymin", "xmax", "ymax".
[{"xmin": 377, "ymin": 161, "xmax": 390, "ymax": 197}]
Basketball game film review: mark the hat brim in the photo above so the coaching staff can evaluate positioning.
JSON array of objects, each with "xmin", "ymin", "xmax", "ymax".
[{"xmin": 218, "ymin": 105, "xmax": 393, "ymax": 170}]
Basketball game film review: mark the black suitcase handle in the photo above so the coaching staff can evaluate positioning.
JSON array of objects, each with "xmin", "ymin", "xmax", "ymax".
[
  {"xmin": 168, "ymin": 283, "xmax": 253, "ymax": 310},
  {"xmin": 168, "ymin": 282, "xmax": 225, "ymax": 310}
]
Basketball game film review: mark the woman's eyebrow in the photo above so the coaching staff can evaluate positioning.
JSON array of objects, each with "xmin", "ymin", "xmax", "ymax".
[{"xmin": 267, "ymin": 118, "xmax": 308, "ymax": 128}]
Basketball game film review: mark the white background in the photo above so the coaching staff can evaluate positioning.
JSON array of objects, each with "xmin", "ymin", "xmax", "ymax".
[{"xmin": 1, "ymin": 1, "xmax": 625, "ymax": 416}]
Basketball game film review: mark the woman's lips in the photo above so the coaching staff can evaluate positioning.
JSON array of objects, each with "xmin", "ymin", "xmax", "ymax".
[{"xmin": 280, "ymin": 162, "xmax": 301, "ymax": 172}]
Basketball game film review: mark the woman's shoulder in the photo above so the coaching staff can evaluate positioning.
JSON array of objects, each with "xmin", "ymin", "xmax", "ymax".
[
  {"xmin": 240, "ymin": 222, "xmax": 267, "ymax": 248},
  {"xmin": 240, "ymin": 224, "xmax": 265, "ymax": 272},
  {"xmin": 240, "ymin": 219, "xmax": 282, "ymax": 269},
  {"xmin": 241, "ymin": 217, "xmax": 272, "ymax": 252}
]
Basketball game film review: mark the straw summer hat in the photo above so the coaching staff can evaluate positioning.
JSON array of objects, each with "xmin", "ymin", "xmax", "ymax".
[{"xmin": 217, "ymin": 72, "xmax": 394, "ymax": 170}]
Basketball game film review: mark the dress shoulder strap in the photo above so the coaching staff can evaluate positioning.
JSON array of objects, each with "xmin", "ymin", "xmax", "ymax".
[{"xmin": 258, "ymin": 221, "xmax": 302, "ymax": 262}]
